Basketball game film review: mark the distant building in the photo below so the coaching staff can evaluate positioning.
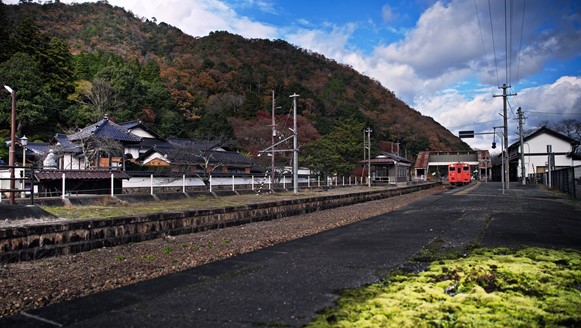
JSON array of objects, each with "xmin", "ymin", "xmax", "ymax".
[
  {"xmin": 9, "ymin": 116, "xmax": 256, "ymax": 195},
  {"xmin": 361, "ymin": 151, "xmax": 412, "ymax": 184},
  {"xmin": 499, "ymin": 126, "xmax": 581, "ymax": 182},
  {"xmin": 414, "ymin": 150, "xmax": 491, "ymax": 182}
]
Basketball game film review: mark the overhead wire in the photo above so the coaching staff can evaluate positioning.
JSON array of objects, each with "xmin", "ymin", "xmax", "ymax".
[
  {"xmin": 512, "ymin": 0, "xmax": 526, "ymax": 109},
  {"xmin": 487, "ymin": 0, "xmax": 500, "ymax": 87},
  {"xmin": 505, "ymin": 0, "xmax": 509, "ymax": 86},
  {"xmin": 474, "ymin": 0, "xmax": 495, "ymax": 92}
]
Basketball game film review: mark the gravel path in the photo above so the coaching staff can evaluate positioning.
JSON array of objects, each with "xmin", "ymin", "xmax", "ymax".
[{"xmin": 0, "ymin": 186, "xmax": 442, "ymax": 318}]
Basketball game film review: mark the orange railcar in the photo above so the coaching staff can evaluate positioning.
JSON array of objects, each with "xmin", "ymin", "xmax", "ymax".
[{"xmin": 448, "ymin": 162, "xmax": 471, "ymax": 185}]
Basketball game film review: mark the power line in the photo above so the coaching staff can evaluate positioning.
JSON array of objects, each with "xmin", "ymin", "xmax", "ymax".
[
  {"xmin": 528, "ymin": 111, "xmax": 581, "ymax": 115},
  {"xmin": 514, "ymin": 0, "xmax": 526, "ymax": 92},
  {"xmin": 505, "ymin": 0, "xmax": 509, "ymax": 85},
  {"xmin": 474, "ymin": 0, "xmax": 495, "ymax": 89},
  {"xmin": 448, "ymin": 120, "xmax": 501, "ymax": 130},
  {"xmin": 487, "ymin": 0, "xmax": 500, "ymax": 86}
]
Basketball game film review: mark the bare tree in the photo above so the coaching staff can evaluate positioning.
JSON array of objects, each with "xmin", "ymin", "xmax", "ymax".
[
  {"xmin": 82, "ymin": 136, "xmax": 124, "ymax": 169},
  {"xmin": 166, "ymin": 140, "xmax": 244, "ymax": 189},
  {"xmin": 555, "ymin": 119, "xmax": 581, "ymax": 142},
  {"xmin": 69, "ymin": 79, "xmax": 124, "ymax": 122},
  {"xmin": 86, "ymin": 79, "xmax": 124, "ymax": 121},
  {"xmin": 534, "ymin": 119, "xmax": 581, "ymax": 142}
]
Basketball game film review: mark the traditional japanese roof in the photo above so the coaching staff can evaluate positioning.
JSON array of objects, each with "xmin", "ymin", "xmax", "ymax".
[
  {"xmin": 68, "ymin": 116, "xmax": 141, "ymax": 143},
  {"xmin": 23, "ymin": 142, "xmax": 51, "ymax": 155},
  {"xmin": 207, "ymin": 150, "xmax": 252, "ymax": 167},
  {"xmin": 119, "ymin": 120, "xmax": 167, "ymax": 141},
  {"xmin": 136, "ymin": 144, "xmax": 252, "ymax": 168},
  {"xmin": 49, "ymin": 133, "xmax": 82, "ymax": 154},
  {"xmin": 34, "ymin": 170, "xmax": 130, "ymax": 181},
  {"xmin": 167, "ymin": 138, "xmax": 222, "ymax": 151}
]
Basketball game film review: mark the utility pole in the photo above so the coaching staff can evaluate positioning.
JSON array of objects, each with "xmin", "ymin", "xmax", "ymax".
[
  {"xmin": 517, "ymin": 107, "xmax": 526, "ymax": 185},
  {"xmin": 290, "ymin": 93, "xmax": 299, "ymax": 193},
  {"xmin": 271, "ymin": 90, "xmax": 276, "ymax": 186},
  {"xmin": 4, "ymin": 85, "xmax": 16, "ymax": 205},
  {"xmin": 365, "ymin": 127, "xmax": 372, "ymax": 187},
  {"xmin": 493, "ymin": 84, "xmax": 516, "ymax": 190}
]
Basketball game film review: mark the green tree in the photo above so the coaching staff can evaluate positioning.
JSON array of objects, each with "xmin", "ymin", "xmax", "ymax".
[
  {"xmin": 240, "ymin": 90, "xmax": 262, "ymax": 119},
  {"xmin": 0, "ymin": 2, "xmax": 14, "ymax": 62},
  {"xmin": 194, "ymin": 109, "xmax": 235, "ymax": 144},
  {"xmin": 0, "ymin": 53, "xmax": 54, "ymax": 137},
  {"xmin": 303, "ymin": 118, "xmax": 365, "ymax": 177},
  {"xmin": 95, "ymin": 66, "xmax": 144, "ymax": 121},
  {"xmin": 42, "ymin": 38, "xmax": 75, "ymax": 102}
]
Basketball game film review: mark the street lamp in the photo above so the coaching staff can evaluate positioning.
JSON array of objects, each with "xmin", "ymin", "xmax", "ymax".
[
  {"xmin": 21, "ymin": 135, "xmax": 28, "ymax": 198},
  {"xmin": 4, "ymin": 85, "xmax": 15, "ymax": 205}
]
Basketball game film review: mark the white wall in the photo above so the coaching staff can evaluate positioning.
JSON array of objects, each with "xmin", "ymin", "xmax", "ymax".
[{"xmin": 519, "ymin": 133, "xmax": 580, "ymax": 178}]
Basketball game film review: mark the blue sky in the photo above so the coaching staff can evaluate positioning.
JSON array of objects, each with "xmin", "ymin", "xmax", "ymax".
[{"xmin": 5, "ymin": 0, "xmax": 581, "ymax": 151}]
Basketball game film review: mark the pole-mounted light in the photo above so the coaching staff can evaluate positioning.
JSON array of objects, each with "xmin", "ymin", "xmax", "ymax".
[{"xmin": 4, "ymin": 85, "xmax": 16, "ymax": 204}]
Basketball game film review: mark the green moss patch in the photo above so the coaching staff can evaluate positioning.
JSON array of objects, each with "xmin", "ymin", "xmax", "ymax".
[{"xmin": 308, "ymin": 247, "xmax": 581, "ymax": 327}]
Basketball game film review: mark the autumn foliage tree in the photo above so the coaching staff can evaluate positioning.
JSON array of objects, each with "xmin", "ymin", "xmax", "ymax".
[{"xmin": 0, "ymin": 1, "xmax": 471, "ymax": 173}]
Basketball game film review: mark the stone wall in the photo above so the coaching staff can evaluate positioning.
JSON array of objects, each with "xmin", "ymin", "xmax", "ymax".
[{"xmin": 0, "ymin": 184, "xmax": 436, "ymax": 263}]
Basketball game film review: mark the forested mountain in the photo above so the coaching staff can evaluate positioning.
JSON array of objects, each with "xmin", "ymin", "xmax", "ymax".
[{"xmin": 0, "ymin": 1, "xmax": 470, "ymax": 175}]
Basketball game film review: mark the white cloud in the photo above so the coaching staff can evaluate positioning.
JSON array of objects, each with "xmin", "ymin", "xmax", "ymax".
[
  {"xmin": 12, "ymin": 0, "xmax": 280, "ymax": 40},
  {"xmin": 516, "ymin": 76, "xmax": 581, "ymax": 129},
  {"xmin": 374, "ymin": 1, "xmax": 481, "ymax": 77},
  {"xmin": 413, "ymin": 76, "xmax": 581, "ymax": 151},
  {"xmin": 130, "ymin": 0, "xmax": 278, "ymax": 39},
  {"xmin": 285, "ymin": 23, "xmax": 357, "ymax": 60}
]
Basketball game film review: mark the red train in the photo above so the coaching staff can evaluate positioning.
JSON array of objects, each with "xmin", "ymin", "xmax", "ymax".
[{"xmin": 448, "ymin": 162, "xmax": 471, "ymax": 185}]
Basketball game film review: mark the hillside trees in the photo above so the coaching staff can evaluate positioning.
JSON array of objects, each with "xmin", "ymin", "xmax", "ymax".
[
  {"xmin": 0, "ymin": 53, "xmax": 54, "ymax": 136},
  {"xmin": 0, "ymin": 15, "xmax": 75, "ymax": 138},
  {"xmin": 0, "ymin": 1, "xmax": 472, "ymax": 172},
  {"xmin": 63, "ymin": 52, "xmax": 185, "ymax": 136},
  {"xmin": 302, "ymin": 118, "xmax": 366, "ymax": 178}
]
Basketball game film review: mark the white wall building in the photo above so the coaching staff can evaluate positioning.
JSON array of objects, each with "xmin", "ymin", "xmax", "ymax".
[{"xmin": 508, "ymin": 126, "xmax": 581, "ymax": 181}]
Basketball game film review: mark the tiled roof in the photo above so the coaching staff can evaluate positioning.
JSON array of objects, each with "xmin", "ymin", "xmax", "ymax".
[
  {"xmin": 68, "ymin": 116, "xmax": 141, "ymax": 143},
  {"xmin": 168, "ymin": 138, "xmax": 221, "ymax": 151},
  {"xmin": 24, "ymin": 142, "xmax": 51, "ymax": 155},
  {"xmin": 208, "ymin": 150, "xmax": 252, "ymax": 166},
  {"xmin": 119, "ymin": 120, "xmax": 166, "ymax": 141},
  {"xmin": 52, "ymin": 133, "xmax": 82, "ymax": 153},
  {"xmin": 134, "ymin": 138, "xmax": 173, "ymax": 150},
  {"xmin": 35, "ymin": 170, "xmax": 130, "ymax": 181}
]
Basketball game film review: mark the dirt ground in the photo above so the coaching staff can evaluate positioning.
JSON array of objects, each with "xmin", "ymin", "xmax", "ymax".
[{"xmin": 0, "ymin": 186, "xmax": 442, "ymax": 318}]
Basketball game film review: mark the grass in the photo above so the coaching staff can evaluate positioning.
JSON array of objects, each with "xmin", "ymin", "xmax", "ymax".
[
  {"xmin": 40, "ymin": 192, "xmax": 316, "ymax": 219},
  {"xmin": 307, "ymin": 247, "xmax": 581, "ymax": 327}
]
